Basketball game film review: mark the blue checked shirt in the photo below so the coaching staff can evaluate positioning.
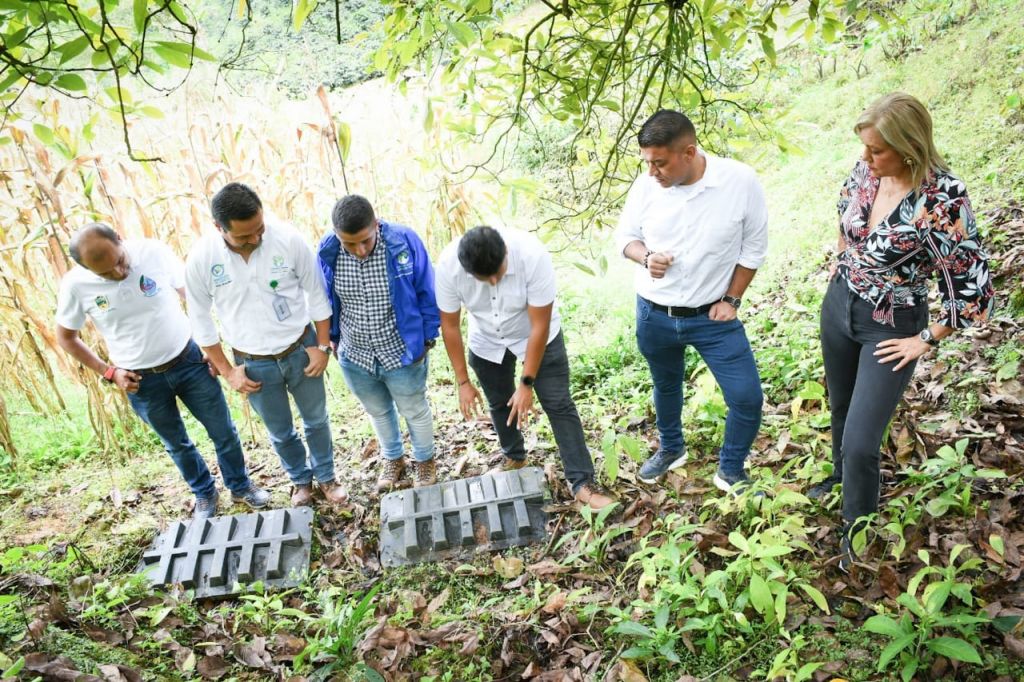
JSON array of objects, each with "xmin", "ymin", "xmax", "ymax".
[{"xmin": 333, "ymin": 230, "xmax": 407, "ymax": 372}]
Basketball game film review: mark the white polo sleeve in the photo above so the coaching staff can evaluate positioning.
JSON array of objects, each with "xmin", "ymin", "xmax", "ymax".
[
  {"xmin": 614, "ymin": 177, "xmax": 647, "ymax": 256},
  {"xmin": 184, "ymin": 240, "xmax": 221, "ymax": 347},
  {"xmin": 55, "ymin": 277, "xmax": 86, "ymax": 330},
  {"xmin": 523, "ymin": 236, "xmax": 557, "ymax": 307},
  {"xmin": 292, "ymin": 232, "xmax": 332, "ymax": 322},
  {"xmin": 737, "ymin": 169, "xmax": 769, "ymax": 270},
  {"xmin": 434, "ymin": 243, "xmax": 464, "ymax": 314}
]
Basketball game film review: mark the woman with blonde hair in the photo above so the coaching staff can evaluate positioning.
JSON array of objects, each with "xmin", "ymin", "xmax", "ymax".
[{"xmin": 813, "ymin": 92, "xmax": 994, "ymax": 570}]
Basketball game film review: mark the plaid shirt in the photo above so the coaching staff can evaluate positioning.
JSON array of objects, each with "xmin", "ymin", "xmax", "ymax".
[{"xmin": 333, "ymin": 231, "xmax": 406, "ymax": 372}]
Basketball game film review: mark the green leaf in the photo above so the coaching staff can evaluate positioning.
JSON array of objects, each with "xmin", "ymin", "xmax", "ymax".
[
  {"xmin": 877, "ymin": 633, "xmax": 916, "ymax": 670},
  {"xmin": 2, "ymin": 657, "xmax": 25, "ymax": 678},
  {"xmin": 0, "ymin": 69, "xmax": 23, "ymax": 93},
  {"xmin": 864, "ymin": 614, "xmax": 905, "ymax": 638},
  {"xmin": 33, "ymin": 123, "xmax": 55, "ymax": 146},
  {"xmin": 611, "ymin": 620, "xmax": 654, "ymax": 639},
  {"xmin": 603, "ymin": 432, "xmax": 619, "ymax": 484},
  {"xmin": 151, "ymin": 44, "xmax": 192, "ymax": 68},
  {"xmin": 759, "ymin": 33, "xmax": 776, "ymax": 64},
  {"xmin": 926, "ymin": 636, "xmax": 982, "ymax": 664},
  {"xmin": 798, "ymin": 584, "xmax": 831, "ymax": 615},
  {"xmin": 134, "ymin": 0, "xmax": 147, "ymax": 34},
  {"xmin": 57, "ymin": 36, "xmax": 92, "ymax": 65},
  {"xmin": 293, "ymin": 0, "xmax": 318, "ymax": 32},
  {"xmin": 620, "ymin": 646, "xmax": 653, "ymax": 659},
  {"xmin": 56, "ymin": 73, "xmax": 87, "ymax": 91},
  {"xmin": 573, "ymin": 261, "xmax": 595, "ymax": 276},
  {"xmin": 990, "ymin": 534, "xmax": 1005, "ymax": 557},
  {"xmin": 996, "ymin": 359, "xmax": 1019, "ymax": 381},
  {"xmin": 748, "ymin": 573, "xmax": 773, "ymax": 615},
  {"xmin": 449, "ymin": 21, "xmax": 476, "ymax": 48},
  {"xmin": 336, "ymin": 120, "xmax": 352, "ymax": 162}
]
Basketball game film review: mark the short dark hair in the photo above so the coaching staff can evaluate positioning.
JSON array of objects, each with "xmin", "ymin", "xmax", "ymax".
[
  {"xmin": 211, "ymin": 182, "xmax": 262, "ymax": 231},
  {"xmin": 69, "ymin": 222, "xmax": 120, "ymax": 265},
  {"xmin": 637, "ymin": 110, "xmax": 697, "ymax": 148},
  {"xmin": 458, "ymin": 226, "xmax": 507, "ymax": 277},
  {"xmin": 331, "ymin": 195, "xmax": 376, "ymax": 234}
]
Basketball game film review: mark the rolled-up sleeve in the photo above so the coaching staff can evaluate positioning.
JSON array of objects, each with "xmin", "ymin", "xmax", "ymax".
[
  {"xmin": 185, "ymin": 246, "xmax": 220, "ymax": 346},
  {"xmin": 294, "ymin": 234, "xmax": 332, "ymax": 322},
  {"xmin": 737, "ymin": 169, "xmax": 768, "ymax": 269},
  {"xmin": 614, "ymin": 179, "xmax": 646, "ymax": 256},
  {"xmin": 922, "ymin": 189, "xmax": 995, "ymax": 329}
]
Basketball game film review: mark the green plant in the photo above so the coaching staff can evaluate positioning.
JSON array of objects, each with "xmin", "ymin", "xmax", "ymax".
[
  {"xmin": 295, "ymin": 583, "xmax": 382, "ymax": 679},
  {"xmin": 78, "ymin": 573, "xmax": 154, "ymax": 628},
  {"xmin": 229, "ymin": 582, "xmax": 313, "ymax": 635},
  {"xmin": 558, "ymin": 501, "xmax": 628, "ymax": 565},
  {"xmin": 864, "ymin": 545, "xmax": 989, "ymax": 681}
]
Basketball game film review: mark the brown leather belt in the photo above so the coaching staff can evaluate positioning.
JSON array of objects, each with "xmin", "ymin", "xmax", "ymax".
[
  {"xmin": 232, "ymin": 329, "xmax": 308, "ymax": 362},
  {"xmin": 134, "ymin": 341, "xmax": 192, "ymax": 374}
]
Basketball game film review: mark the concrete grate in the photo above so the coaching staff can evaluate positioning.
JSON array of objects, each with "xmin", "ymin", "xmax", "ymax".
[
  {"xmin": 138, "ymin": 507, "xmax": 313, "ymax": 597},
  {"xmin": 380, "ymin": 467, "xmax": 549, "ymax": 567}
]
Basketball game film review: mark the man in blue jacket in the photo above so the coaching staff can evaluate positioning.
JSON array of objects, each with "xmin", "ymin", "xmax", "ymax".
[{"xmin": 318, "ymin": 195, "xmax": 440, "ymax": 491}]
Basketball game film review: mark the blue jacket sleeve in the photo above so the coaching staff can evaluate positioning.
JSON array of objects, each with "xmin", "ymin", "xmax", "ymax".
[{"xmin": 410, "ymin": 233, "xmax": 440, "ymax": 341}]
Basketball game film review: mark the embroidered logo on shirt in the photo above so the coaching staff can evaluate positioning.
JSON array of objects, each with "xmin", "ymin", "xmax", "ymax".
[
  {"xmin": 139, "ymin": 275, "xmax": 159, "ymax": 297},
  {"xmin": 95, "ymin": 295, "xmax": 109, "ymax": 310},
  {"xmin": 395, "ymin": 249, "xmax": 413, "ymax": 277},
  {"xmin": 270, "ymin": 254, "xmax": 290, "ymax": 276},
  {"xmin": 211, "ymin": 263, "xmax": 232, "ymax": 287}
]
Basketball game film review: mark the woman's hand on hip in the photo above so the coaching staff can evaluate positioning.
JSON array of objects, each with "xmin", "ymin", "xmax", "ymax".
[{"xmin": 874, "ymin": 335, "xmax": 930, "ymax": 371}]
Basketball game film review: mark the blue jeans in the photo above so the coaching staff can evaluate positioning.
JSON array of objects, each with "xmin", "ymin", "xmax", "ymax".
[
  {"xmin": 235, "ymin": 329, "xmax": 335, "ymax": 486},
  {"xmin": 127, "ymin": 340, "xmax": 251, "ymax": 499},
  {"xmin": 338, "ymin": 354, "xmax": 434, "ymax": 462},
  {"xmin": 635, "ymin": 296, "xmax": 763, "ymax": 476}
]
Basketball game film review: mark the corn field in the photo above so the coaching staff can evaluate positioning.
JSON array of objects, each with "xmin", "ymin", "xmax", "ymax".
[{"xmin": 0, "ymin": 79, "xmax": 475, "ymax": 466}]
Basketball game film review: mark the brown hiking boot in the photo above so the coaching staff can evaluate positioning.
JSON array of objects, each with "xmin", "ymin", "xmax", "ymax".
[
  {"xmin": 377, "ymin": 458, "xmax": 410, "ymax": 492},
  {"xmin": 319, "ymin": 480, "xmax": 348, "ymax": 505},
  {"xmin": 414, "ymin": 459, "xmax": 437, "ymax": 487},
  {"xmin": 291, "ymin": 484, "xmax": 314, "ymax": 507},
  {"xmin": 489, "ymin": 456, "xmax": 528, "ymax": 475},
  {"xmin": 574, "ymin": 481, "xmax": 617, "ymax": 511}
]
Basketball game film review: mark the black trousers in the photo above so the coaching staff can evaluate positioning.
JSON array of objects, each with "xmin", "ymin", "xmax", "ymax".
[
  {"xmin": 468, "ymin": 331, "xmax": 595, "ymax": 493},
  {"xmin": 820, "ymin": 275, "xmax": 927, "ymax": 524}
]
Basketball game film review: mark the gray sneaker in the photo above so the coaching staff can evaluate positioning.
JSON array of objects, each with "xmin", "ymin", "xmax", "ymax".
[
  {"xmin": 638, "ymin": 450, "xmax": 688, "ymax": 483},
  {"xmin": 193, "ymin": 489, "xmax": 219, "ymax": 520},
  {"xmin": 231, "ymin": 484, "xmax": 271, "ymax": 509},
  {"xmin": 713, "ymin": 468, "xmax": 761, "ymax": 498}
]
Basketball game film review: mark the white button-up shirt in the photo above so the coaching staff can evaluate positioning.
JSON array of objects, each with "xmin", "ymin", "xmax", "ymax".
[
  {"xmin": 56, "ymin": 239, "xmax": 191, "ymax": 369},
  {"xmin": 614, "ymin": 151, "xmax": 768, "ymax": 307},
  {"xmin": 436, "ymin": 228, "xmax": 561, "ymax": 364},
  {"xmin": 185, "ymin": 221, "xmax": 332, "ymax": 355}
]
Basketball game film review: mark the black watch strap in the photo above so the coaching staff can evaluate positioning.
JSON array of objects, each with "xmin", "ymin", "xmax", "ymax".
[
  {"xmin": 721, "ymin": 295, "xmax": 742, "ymax": 309},
  {"xmin": 521, "ymin": 375, "xmax": 535, "ymax": 387}
]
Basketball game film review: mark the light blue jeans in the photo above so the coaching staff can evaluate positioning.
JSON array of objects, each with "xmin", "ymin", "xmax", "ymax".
[
  {"xmin": 235, "ymin": 329, "xmax": 336, "ymax": 486},
  {"xmin": 338, "ymin": 353, "xmax": 434, "ymax": 462}
]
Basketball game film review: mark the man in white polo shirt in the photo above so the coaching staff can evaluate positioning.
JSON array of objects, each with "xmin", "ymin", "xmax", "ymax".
[
  {"xmin": 615, "ymin": 109, "xmax": 767, "ymax": 495},
  {"xmin": 436, "ymin": 225, "xmax": 615, "ymax": 511},
  {"xmin": 55, "ymin": 223, "xmax": 269, "ymax": 520},
  {"xmin": 185, "ymin": 183, "xmax": 347, "ymax": 507}
]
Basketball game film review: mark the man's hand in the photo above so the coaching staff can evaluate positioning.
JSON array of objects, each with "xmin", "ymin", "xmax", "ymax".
[
  {"xmin": 458, "ymin": 381, "xmax": 484, "ymax": 420},
  {"xmin": 226, "ymin": 364, "xmax": 262, "ymax": 393},
  {"xmin": 709, "ymin": 300, "xmax": 738, "ymax": 322},
  {"xmin": 874, "ymin": 335, "xmax": 930, "ymax": 371},
  {"xmin": 506, "ymin": 385, "xmax": 535, "ymax": 428},
  {"xmin": 646, "ymin": 252, "xmax": 674, "ymax": 279},
  {"xmin": 113, "ymin": 369, "xmax": 142, "ymax": 394},
  {"xmin": 304, "ymin": 346, "xmax": 329, "ymax": 377},
  {"xmin": 202, "ymin": 353, "xmax": 220, "ymax": 378}
]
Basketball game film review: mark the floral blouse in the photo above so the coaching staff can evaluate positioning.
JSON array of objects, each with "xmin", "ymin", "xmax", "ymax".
[{"xmin": 835, "ymin": 161, "xmax": 994, "ymax": 328}]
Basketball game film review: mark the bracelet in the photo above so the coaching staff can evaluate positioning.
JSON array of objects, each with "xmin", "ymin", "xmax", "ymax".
[
  {"xmin": 102, "ymin": 365, "xmax": 118, "ymax": 383},
  {"xmin": 458, "ymin": 379, "xmax": 470, "ymax": 386},
  {"xmin": 642, "ymin": 250, "xmax": 653, "ymax": 269}
]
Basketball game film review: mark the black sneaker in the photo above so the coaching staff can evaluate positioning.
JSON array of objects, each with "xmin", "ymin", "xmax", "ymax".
[
  {"xmin": 638, "ymin": 450, "xmax": 688, "ymax": 483},
  {"xmin": 193, "ymin": 489, "xmax": 219, "ymax": 520},
  {"xmin": 839, "ymin": 533, "xmax": 856, "ymax": 573},
  {"xmin": 231, "ymin": 484, "xmax": 271, "ymax": 509},
  {"xmin": 808, "ymin": 475, "xmax": 842, "ymax": 500}
]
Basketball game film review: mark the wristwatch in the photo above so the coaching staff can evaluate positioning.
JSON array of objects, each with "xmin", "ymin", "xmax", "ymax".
[
  {"xmin": 721, "ymin": 295, "xmax": 742, "ymax": 309},
  {"xmin": 521, "ymin": 375, "xmax": 535, "ymax": 388},
  {"xmin": 919, "ymin": 329, "xmax": 940, "ymax": 347},
  {"xmin": 316, "ymin": 344, "xmax": 332, "ymax": 354},
  {"xmin": 102, "ymin": 365, "xmax": 117, "ymax": 383}
]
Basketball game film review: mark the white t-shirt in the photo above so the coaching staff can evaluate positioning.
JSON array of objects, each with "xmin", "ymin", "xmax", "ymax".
[
  {"xmin": 435, "ymin": 228, "xmax": 561, "ymax": 364},
  {"xmin": 185, "ymin": 221, "xmax": 332, "ymax": 355},
  {"xmin": 614, "ymin": 151, "xmax": 769, "ymax": 307},
  {"xmin": 55, "ymin": 239, "xmax": 191, "ymax": 369}
]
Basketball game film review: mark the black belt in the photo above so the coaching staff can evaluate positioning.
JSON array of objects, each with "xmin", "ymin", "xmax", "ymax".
[
  {"xmin": 232, "ymin": 328, "xmax": 308, "ymax": 362},
  {"xmin": 644, "ymin": 297, "xmax": 713, "ymax": 318},
  {"xmin": 134, "ymin": 341, "xmax": 192, "ymax": 374}
]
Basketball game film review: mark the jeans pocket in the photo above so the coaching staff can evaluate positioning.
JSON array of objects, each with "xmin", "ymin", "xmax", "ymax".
[{"xmin": 636, "ymin": 296, "xmax": 651, "ymax": 322}]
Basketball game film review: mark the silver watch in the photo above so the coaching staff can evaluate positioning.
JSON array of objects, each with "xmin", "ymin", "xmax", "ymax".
[
  {"xmin": 316, "ymin": 343, "xmax": 332, "ymax": 354},
  {"xmin": 919, "ymin": 329, "xmax": 939, "ymax": 347}
]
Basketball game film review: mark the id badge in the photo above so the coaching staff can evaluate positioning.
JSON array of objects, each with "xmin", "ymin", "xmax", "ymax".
[{"xmin": 272, "ymin": 293, "xmax": 292, "ymax": 321}]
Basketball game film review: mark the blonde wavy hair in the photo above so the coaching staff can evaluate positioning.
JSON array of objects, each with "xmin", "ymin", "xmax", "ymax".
[{"xmin": 854, "ymin": 92, "xmax": 948, "ymax": 188}]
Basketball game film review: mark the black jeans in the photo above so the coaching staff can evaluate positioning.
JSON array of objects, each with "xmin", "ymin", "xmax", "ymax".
[
  {"xmin": 468, "ymin": 331, "xmax": 595, "ymax": 493},
  {"xmin": 820, "ymin": 275, "xmax": 927, "ymax": 524}
]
